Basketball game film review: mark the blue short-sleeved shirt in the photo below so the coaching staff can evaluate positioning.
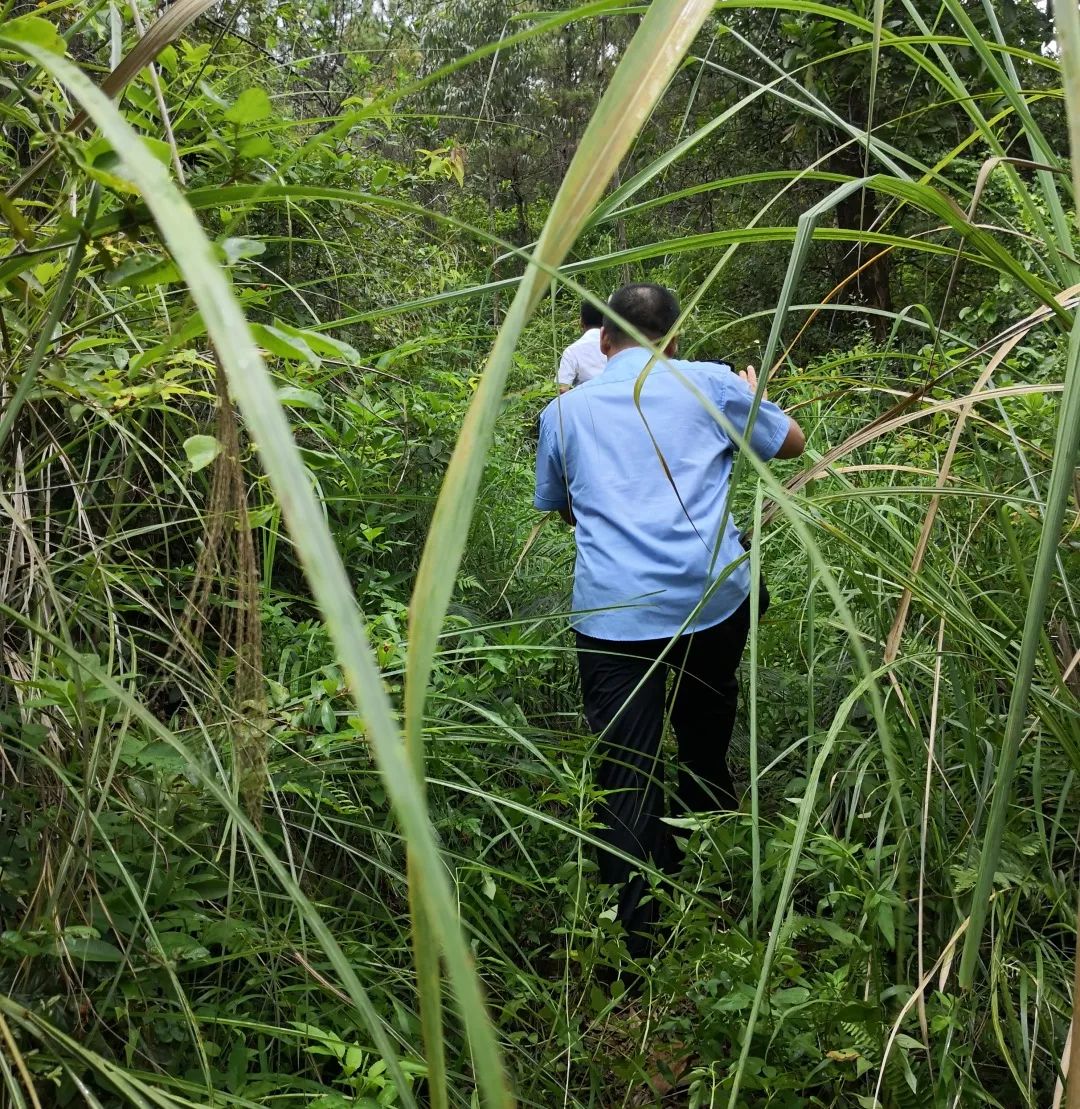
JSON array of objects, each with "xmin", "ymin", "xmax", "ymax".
[{"xmin": 534, "ymin": 346, "xmax": 791, "ymax": 641}]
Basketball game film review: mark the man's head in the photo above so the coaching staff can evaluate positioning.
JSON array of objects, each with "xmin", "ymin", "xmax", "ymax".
[
  {"xmin": 600, "ymin": 283, "xmax": 680, "ymax": 357},
  {"xmin": 580, "ymin": 299, "xmax": 605, "ymax": 331}
]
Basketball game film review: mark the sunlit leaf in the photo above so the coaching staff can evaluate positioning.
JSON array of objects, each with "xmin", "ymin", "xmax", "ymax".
[
  {"xmin": 183, "ymin": 434, "xmax": 223, "ymax": 472},
  {"xmin": 220, "ymin": 237, "xmax": 266, "ymax": 264},
  {"xmin": 0, "ymin": 14, "xmax": 65, "ymax": 55},
  {"xmin": 277, "ymin": 386, "xmax": 326, "ymax": 411},
  {"xmin": 274, "ymin": 320, "xmax": 361, "ymax": 364},
  {"xmin": 251, "ymin": 322, "xmax": 321, "ymax": 366},
  {"xmin": 225, "ymin": 87, "xmax": 272, "ymax": 125}
]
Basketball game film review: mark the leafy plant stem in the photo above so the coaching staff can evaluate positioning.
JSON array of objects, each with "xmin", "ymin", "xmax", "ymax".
[{"xmin": 0, "ymin": 186, "xmax": 99, "ymax": 453}]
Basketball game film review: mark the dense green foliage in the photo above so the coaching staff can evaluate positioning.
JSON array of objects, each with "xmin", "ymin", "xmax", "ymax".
[{"xmin": 0, "ymin": 1, "xmax": 1078, "ymax": 1106}]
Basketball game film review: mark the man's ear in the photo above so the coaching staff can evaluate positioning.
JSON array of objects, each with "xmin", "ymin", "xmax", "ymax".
[
  {"xmin": 599, "ymin": 327, "xmax": 615, "ymax": 357},
  {"xmin": 664, "ymin": 336, "xmax": 679, "ymax": 357}
]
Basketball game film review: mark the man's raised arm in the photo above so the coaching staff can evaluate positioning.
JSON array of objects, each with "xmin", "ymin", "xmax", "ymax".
[{"xmin": 738, "ymin": 364, "xmax": 805, "ymax": 460}]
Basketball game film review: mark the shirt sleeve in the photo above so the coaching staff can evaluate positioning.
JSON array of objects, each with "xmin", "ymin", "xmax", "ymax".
[
  {"xmin": 534, "ymin": 412, "xmax": 570, "ymax": 511},
  {"xmin": 556, "ymin": 349, "xmax": 577, "ymax": 387},
  {"xmin": 719, "ymin": 370, "xmax": 791, "ymax": 460}
]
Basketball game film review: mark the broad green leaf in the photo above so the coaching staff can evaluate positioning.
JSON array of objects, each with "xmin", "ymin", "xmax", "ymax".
[
  {"xmin": 239, "ymin": 134, "xmax": 276, "ymax": 159},
  {"xmin": 0, "ymin": 15, "xmax": 65, "ymax": 55},
  {"xmin": 154, "ymin": 933, "xmax": 210, "ymax": 960},
  {"xmin": 183, "ymin": 434, "xmax": 222, "ymax": 472},
  {"xmin": 105, "ymin": 252, "xmax": 180, "ymax": 288},
  {"xmin": 82, "ymin": 135, "xmax": 172, "ymax": 195},
  {"xmin": 63, "ymin": 936, "xmax": 124, "ymax": 963},
  {"xmin": 220, "ymin": 237, "xmax": 266, "ymax": 264},
  {"xmin": 877, "ymin": 901, "xmax": 896, "ymax": 949},
  {"xmin": 277, "ymin": 386, "xmax": 326, "ymax": 412},
  {"xmin": 225, "ymin": 87, "xmax": 272, "ymax": 125},
  {"xmin": 251, "ymin": 323, "xmax": 321, "ymax": 366},
  {"xmin": 226, "ymin": 1042, "xmax": 250, "ymax": 1093},
  {"xmin": 274, "ymin": 320, "xmax": 360, "ymax": 364}
]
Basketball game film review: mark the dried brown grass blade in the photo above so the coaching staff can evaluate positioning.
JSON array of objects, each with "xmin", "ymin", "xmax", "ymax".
[
  {"xmin": 760, "ymin": 291, "xmax": 1080, "ymax": 533},
  {"xmin": 884, "ymin": 281, "xmax": 1080, "ymax": 664},
  {"xmin": 177, "ymin": 363, "xmax": 265, "ymax": 820},
  {"xmin": 874, "ymin": 914, "xmax": 971, "ymax": 1107}
]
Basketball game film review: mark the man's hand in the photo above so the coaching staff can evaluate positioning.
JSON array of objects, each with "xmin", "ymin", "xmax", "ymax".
[
  {"xmin": 739, "ymin": 362, "xmax": 803, "ymax": 457},
  {"xmin": 739, "ymin": 364, "xmax": 767, "ymax": 400}
]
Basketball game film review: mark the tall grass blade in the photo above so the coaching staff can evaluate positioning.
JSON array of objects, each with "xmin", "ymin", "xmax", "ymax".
[
  {"xmin": 400, "ymin": 1, "xmax": 714, "ymax": 1077},
  {"xmin": 748, "ymin": 483, "xmax": 764, "ymax": 932},
  {"xmin": 864, "ymin": 0, "xmax": 885, "ymax": 184},
  {"xmin": 956, "ymin": 0, "xmax": 1080, "ymax": 990},
  {"xmin": 1069, "ymin": 897, "xmax": 1080, "ymax": 1109},
  {"xmin": 959, "ymin": 0, "xmax": 1080, "ymax": 989},
  {"xmin": 1061, "ymin": 0, "xmax": 1080, "ymax": 206},
  {"xmin": 0, "ymin": 35, "xmax": 513, "ymax": 1107}
]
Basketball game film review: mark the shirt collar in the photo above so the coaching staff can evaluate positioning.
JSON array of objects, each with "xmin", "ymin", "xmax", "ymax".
[{"xmin": 603, "ymin": 345, "xmax": 670, "ymax": 377}]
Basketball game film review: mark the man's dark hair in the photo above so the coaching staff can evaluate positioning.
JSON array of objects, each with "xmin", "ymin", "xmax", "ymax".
[
  {"xmin": 603, "ymin": 283, "xmax": 680, "ymax": 345},
  {"xmin": 580, "ymin": 300, "xmax": 605, "ymax": 329}
]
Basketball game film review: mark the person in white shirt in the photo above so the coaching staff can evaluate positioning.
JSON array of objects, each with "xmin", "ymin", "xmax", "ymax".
[{"xmin": 557, "ymin": 301, "xmax": 607, "ymax": 393}]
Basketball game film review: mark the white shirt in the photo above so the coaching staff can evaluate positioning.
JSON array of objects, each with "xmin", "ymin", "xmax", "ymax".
[{"xmin": 557, "ymin": 328, "xmax": 606, "ymax": 388}]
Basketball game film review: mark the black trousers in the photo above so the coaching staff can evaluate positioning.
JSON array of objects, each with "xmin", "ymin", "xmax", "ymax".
[{"xmin": 576, "ymin": 595, "xmax": 754, "ymax": 960}]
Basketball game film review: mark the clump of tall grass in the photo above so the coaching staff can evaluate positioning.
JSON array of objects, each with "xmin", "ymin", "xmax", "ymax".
[{"xmin": 0, "ymin": 0, "xmax": 1077, "ymax": 1106}]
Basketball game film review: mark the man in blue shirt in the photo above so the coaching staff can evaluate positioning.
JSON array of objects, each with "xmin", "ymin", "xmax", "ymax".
[{"xmin": 534, "ymin": 283, "xmax": 806, "ymax": 963}]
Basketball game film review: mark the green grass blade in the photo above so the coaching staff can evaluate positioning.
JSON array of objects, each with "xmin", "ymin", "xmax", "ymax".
[
  {"xmin": 865, "ymin": 0, "xmax": 885, "ymax": 183},
  {"xmin": 399, "ymin": 5, "xmax": 714, "ymax": 1084},
  {"xmin": 0, "ymin": 186, "xmax": 98, "ymax": 452},
  {"xmin": 1061, "ymin": 0, "xmax": 1080, "ymax": 206},
  {"xmin": 402, "ymin": 0, "xmax": 716, "ymax": 850},
  {"xmin": 749, "ymin": 482, "xmax": 764, "ymax": 933},
  {"xmin": 0, "ymin": 34, "xmax": 514, "ymax": 1108},
  {"xmin": 959, "ymin": 0, "xmax": 1080, "ymax": 988}
]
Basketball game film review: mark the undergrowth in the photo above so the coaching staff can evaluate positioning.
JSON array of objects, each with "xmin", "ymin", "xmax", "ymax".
[{"xmin": 0, "ymin": 1, "xmax": 1077, "ymax": 1106}]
